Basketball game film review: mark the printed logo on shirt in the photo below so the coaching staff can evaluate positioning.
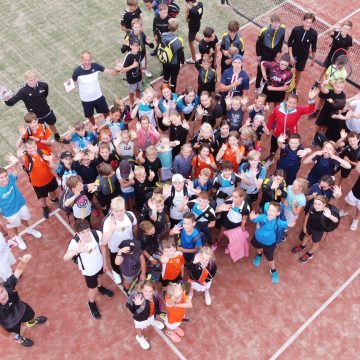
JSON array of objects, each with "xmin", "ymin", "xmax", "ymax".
[
  {"xmin": 39, "ymin": 90, "xmax": 45, "ymax": 93},
  {"xmin": 1, "ymin": 186, "xmax": 14, "ymax": 200}
]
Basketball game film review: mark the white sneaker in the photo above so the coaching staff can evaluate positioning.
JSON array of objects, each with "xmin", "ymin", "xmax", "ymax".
[
  {"xmin": 25, "ymin": 228, "xmax": 42, "ymax": 239},
  {"xmin": 185, "ymin": 57, "xmax": 195, "ymax": 64},
  {"xmin": 112, "ymin": 271, "xmax": 122, "ymax": 284},
  {"xmin": 15, "ymin": 236, "xmax": 27, "ymax": 250},
  {"xmin": 143, "ymin": 69, "xmax": 152, "ymax": 78},
  {"xmin": 339, "ymin": 210, "xmax": 348, "ymax": 217},
  {"xmin": 153, "ymin": 319, "xmax": 164, "ymax": 330},
  {"xmin": 350, "ymin": 219, "xmax": 358, "ymax": 231},
  {"xmin": 136, "ymin": 335, "xmax": 150, "ymax": 350},
  {"xmin": 204, "ymin": 290, "xmax": 211, "ymax": 306}
]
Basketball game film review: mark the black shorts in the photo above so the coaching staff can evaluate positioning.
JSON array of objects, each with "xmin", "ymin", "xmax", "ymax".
[
  {"xmin": 33, "ymin": 176, "xmax": 58, "ymax": 199},
  {"xmin": 82, "ymin": 95, "xmax": 109, "ymax": 118},
  {"xmin": 38, "ymin": 110, "xmax": 56, "ymax": 126},
  {"xmin": 315, "ymin": 114, "xmax": 328, "ymax": 127},
  {"xmin": 188, "ymin": 29, "xmax": 199, "ymax": 42},
  {"xmin": 251, "ymin": 236, "xmax": 276, "ymax": 261},
  {"xmin": 263, "ymin": 86, "xmax": 285, "ymax": 103},
  {"xmin": 248, "ymin": 192, "xmax": 259, "ymax": 203},
  {"xmin": 5, "ymin": 303, "xmax": 35, "ymax": 334},
  {"xmin": 84, "ymin": 268, "xmax": 104, "ymax": 289},
  {"xmin": 159, "ymin": 273, "xmax": 182, "ymax": 287},
  {"xmin": 295, "ymin": 58, "xmax": 307, "ymax": 72},
  {"xmin": 306, "ymin": 226, "xmax": 324, "ymax": 243}
]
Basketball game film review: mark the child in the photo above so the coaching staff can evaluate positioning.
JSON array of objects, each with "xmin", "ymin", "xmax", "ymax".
[
  {"xmin": 215, "ymin": 132, "xmax": 244, "ymax": 172},
  {"xmin": 250, "ymin": 202, "xmax": 291, "ymax": 284},
  {"xmin": 239, "ymin": 127, "xmax": 258, "ymax": 156},
  {"xmin": 69, "ymin": 121, "xmax": 97, "ymax": 151},
  {"xmin": 114, "ymin": 98, "xmax": 132, "ymax": 129},
  {"xmin": 220, "ymin": 20, "xmax": 245, "ymax": 74},
  {"xmin": 247, "ymin": 115, "xmax": 270, "ymax": 152},
  {"xmin": 239, "ymin": 150, "xmax": 266, "ymax": 202},
  {"xmin": 191, "ymin": 122, "xmax": 215, "ymax": 152},
  {"xmin": 247, "ymin": 93, "xmax": 269, "ymax": 121},
  {"xmin": 159, "ymin": 238, "xmax": 185, "ymax": 288},
  {"xmin": 192, "ymin": 168, "xmax": 213, "ymax": 194},
  {"xmin": 16, "ymin": 139, "xmax": 58, "ymax": 219},
  {"xmin": 117, "ymin": 130, "xmax": 136, "ymax": 162},
  {"xmin": 139, "ymin": 221, "xmax": 161, "ymax": 272},
  {"xmin": 164, "ymin": 282, "xmax": 192, "ymax": 343},
  {"xmin": 157, "ymin": 135, "xmax": 177, "ymax": 181},
  {"xmin": 133, "ymin": 165, "xmax": 153, "ymax": 211},
  {"xmin": 198, "ymin": 26, "xmax": 219, "ymax": 67},
  {"xmin": 0, "ymin": 226, "xmax": 16, "ymax": 280},
  {"xmin": 126, "ymin": 280, "xmax": 164, "ymax": 350},
  {"xmin": 276, "ymin": 133, "xmax": 311, "ymax": 185},
  {"xmin": 195, "ymin": 54, "xmax": 216, "ymax": 96},
  {"xmin": 116, "ymin": 160, "xmax": 135, "ymax": 209},
  {"xmin": 152, "ymin": 3, "xmax": 170, "ymax": 56},
  {"xmin": 98, "ymin": 106, "xmax": 126, "ymax": 140},
  {"xmin": 137, "ymin": 145, "xmax": 162, "ymax": 187},
  {"xmin": 225, "ymin": 95, "xmax": 248, "ymax": 132},
  {"xmin": 17, "ymin": 112, "xmax": 52, "ymax": 153},
  {"xmin": 213, "ymin": 161, "xmax": 241, "ymax": 207},
  {"xmin": 96, "ymin": 142, "xmax": 120, "ymax": 171},
  {"xmin": 191, "ymin": 144, "xmax": 217, "ymax": 179},
  {"xmin": 95, "ymin": 163, "xmax": 120, "ymax": 215},
  {"xmin": 135, "ymin": 115, "xmax": 161, "ymax": 151},
  {"xmin": 213, "ymin": 121, "xmax": 230, "ymax": 155},
  {"xmin": 185, "ymin": 0, "xmax": 203, "ymax": 64},
  {"xmin": 115, "ymin": 240, "xmax": 146, "ymax": 294},
  {"xmin": 120, "ymin": 0, "xmax": 142, "ymax": 32},
  {"xmin": 259, "ymin": 169, "xmax": 287, "ymax": 210},
  {"xmin": 56, "ymin": 151, "xmax": 78, "ymax": 190},
  {"xmin": 186, "ymin": 191, "xmax": 216, "ymax": 245},
  {"xmin": 121, "ymin": 39, "xmax": 143, "ymax": 106},
  {"xmin": 172, "ymin": 143, "xmax": 194, "ymax": 179},
  {"xmin": 158, "ymin": 84, "xmax": 179, "ymax": 118},
  {"xmin": 304, "ymin": 141, "xmax": 351, "ymax": 187},
  {"xmin": 292, "ymin": 195, "xmax": 339, "ymax": 263},
  {"xmin": 187, "ymin": 247, "xmax": 216, "ymax": 305}
]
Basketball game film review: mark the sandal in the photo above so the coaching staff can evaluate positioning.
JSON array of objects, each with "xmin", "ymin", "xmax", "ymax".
[{"xmin": 166, "ymin": 330, "xmax": 181, "ymax": 343}]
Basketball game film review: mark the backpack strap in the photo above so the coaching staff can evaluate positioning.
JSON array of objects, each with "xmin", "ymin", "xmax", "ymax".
[
  {"xmin": 73, "ymin": 234, "xmax": 85, "ymax": 270},
  {"xmin": 194, "ymin": 205, "xmax": 211, "ymax": 222},
  {"xmin": 191, "ymin": 231, "xmax": 205, "ymax": 246},
  {"xmin": 125, "ymin": 211, "xmax": 135, "ymax": 224}
]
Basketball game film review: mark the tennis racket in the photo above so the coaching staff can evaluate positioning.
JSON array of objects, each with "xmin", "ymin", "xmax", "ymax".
[
  {"xmin": 285, "ymin": 65, "xmax": 296, "ymax": 93},
  {"xmin": 329, "ymin": 48, "xmax": 353, "ymax": 78}
]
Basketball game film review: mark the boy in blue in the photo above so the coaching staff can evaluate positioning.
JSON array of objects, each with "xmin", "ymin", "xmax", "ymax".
[
  {"xmin": 250, "ymin": 202, "xmax": 294, "ymax": 284},
  {"xmin": 169, "ymin": 212, "xmax": 203, "ymax": 263},
  {"xmin": 68, "ymin": 121, "xmax": 97, "ymax": 151}
]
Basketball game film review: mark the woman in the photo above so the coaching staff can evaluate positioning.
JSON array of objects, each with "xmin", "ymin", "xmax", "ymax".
[
  {"xmin": 260, "ymin": 53, "xmax": 293, "ymax": 106},
  {"xmin": 158, "ymin": 83, "xmax": 178, "ymax": 119},
  {"xmin": 191, "ymin": 144, "xmax": 217, "ymax": 179},
  {"xmin": 195, "ymin": 91, "xmax": 223, "ymax": 128}
]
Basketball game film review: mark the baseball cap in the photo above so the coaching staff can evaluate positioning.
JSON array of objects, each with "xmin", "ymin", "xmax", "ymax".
[
  {"xmin": 118, "ymin": 240, "xmax": 140, "ymax": 253},
  {"xmin": 119, "ymin": 160, "xmax": 132, "ymax": 179},
  {"xmin": 232, "ymin": 54, "xmax": 243, "ymax": 62},
  {"xmin": 172, "ymin": 174, "xmax": 184, "ymax": 183},
  {"xmin": 60, "ymin": 151, "xmax": 73, "ymax": 159}
]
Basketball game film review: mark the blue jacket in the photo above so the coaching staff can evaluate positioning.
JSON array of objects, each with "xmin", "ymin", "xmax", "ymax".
[{"xmin": 251, "ymin": 214, "xmax": 288, "ymax": 245}]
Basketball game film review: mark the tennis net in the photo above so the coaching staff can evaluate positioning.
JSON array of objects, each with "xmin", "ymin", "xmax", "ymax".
[{"xmin": 227, "ymin": 0, "xmax": 360, "ymax": 89}]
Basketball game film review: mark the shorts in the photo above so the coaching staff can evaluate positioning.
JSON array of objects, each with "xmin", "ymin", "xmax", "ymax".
[
  {"xmin": 189, "ymin": 279, "xmax": 212, "ymax": 293},
  {"xmin": 134, "ymin": 315, "xmax": 158, "ymax": 330},
  {"xmin": 345, "ymin": 191, "xmax": 360, "ymax": 210},
  {"xmin": 4, "ymin": 205, "xmax": 31, "ymax": 228},
  {"xmin": 123, "ymin": 271, "xmax": 140, "ymax": 284},
  {"xmin": 84, "ymin": 268, "xmax": 104, "ymax": 289},
  {"xmin": 263, "ymin": 86, "xmax": 285, "ymax": 103},
  {"xmin": 128, "ymin": 81, "xmax": 142, "ymax": 94},
  {"xmin": 251, "ymin": 236, "xmax": 276, "ymax": 261},
  {"xmin": 5, "ymin": 303, "xmax": 35, "ymax": 334},
  {"xmin": 295, "ymin": 58, "xmax": 307, "ymax": 72},
  {"xmin": 33, "ymin": 176, "xmax": 58, "ymax": 199},
  {"xmin": 122, "ymin": 191, "xmax": 134, "ymax": 201},
  {"xmin": 38, "ymin": 110, "xmax": 56, "ymax": 126},
  {"xmin": 159, "ymin": 273, "xmax": 182, "ymax": 287},
  {"xmin": 305, "ymin": 226, "xmax": 324, "ymax": 243},
  {"xmin": 284, "ymin": 207, "xmax": 299, "ymax": 223},
  {"xmin": 188, "ymin": 24, "xmax": 200, "ymax": 42},
  {"xmin": 164, "ymin": 318, "xmax": 182, "ymax": 330},
  {"xmin": 82, "ymin": 95, "xmax": 109, "ymax": 118}
]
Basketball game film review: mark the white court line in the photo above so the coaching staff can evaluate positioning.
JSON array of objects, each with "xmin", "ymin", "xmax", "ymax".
[
  {"xmin": 270, "ymin": 266, "xmax": 360, "ymax": 359},
  {"xmin": 53, "ymin": 212, "xmax": 188, "ymax": 360}
]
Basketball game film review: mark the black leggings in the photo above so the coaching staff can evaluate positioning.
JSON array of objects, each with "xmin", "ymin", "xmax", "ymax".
[
  {"xmin": 6, "ymin": 303, "xmax": 35, "ymax": 334},
  {"xmin": 270, "ymin": 135, "xmax": 279, "ymax": 154},
  {"xmin": 163, "ymin": 63, "xmax": 180, "ymax": 92},
  {"xmin": 109, "ymin": 250, "xmax": 121, "ymax": 275}
]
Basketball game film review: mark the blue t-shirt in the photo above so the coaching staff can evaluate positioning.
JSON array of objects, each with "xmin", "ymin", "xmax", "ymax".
[
  {"xmin": 179, "ymin": 226, "xmax": 202, "ymax": 249},
  {"xmin": 277, "ymin": 144, "xmax": 304, "ymax": 170},
  {"xmin": 285, "ymin": 185, "xmax": 306, "ymax": 211},
  {"xmin": 70, "ymin": 131, "xmax": 97, "ymax": 150},
  {"xmin": 0, "ymin": 174, "xmax": 26, "ymax": 217},
  {"xmin": 193, "ymin": 178, "xmax": 213, "ymax": 191},
  {"xmin": 221, "ymin": 68, "xmax": 250, "ymax": 97},
  {"xmin": 158, "ymin": 93, "xmax": 178, "ymax": 113},
  {"xmin": 251, "ymin": 214, "xmax": 288, "ymax": 245},
  {"xmin": 307, "ymin": 155, "xmax": 339, "ymax": 186}
]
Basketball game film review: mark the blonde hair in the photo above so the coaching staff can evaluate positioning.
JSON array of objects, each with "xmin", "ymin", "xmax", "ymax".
[
  {"xmin": 247, "ymin": 149, "xmax": 261, "ymax": 160},
  {"xmin": 24, "ymin": 70, "xmax": 38, "ymax": 80},
  {"xmin": 199, "ymin": 246, "xmax": 215, "ymax": 261},
  {"xmin": 241, "ymin": 127, "xmax": 257, "ymax": 143},
  {"xmin": 110, "ymin": 196, "xmax": 125, "ymax": 211},
  {"xmin": 139, "ymin": 220, "xmax": 154, "ymax": 233},
  {"xmin": 146, "ymin": 145, "xmax": 158, "ymax": 156},
  {"xmin": 166, "ymin": 282, "xmax": 182, "ymax": 298},
  {"xmin": 228, "ymin": 46, "xmax": 239, "ymax": 56},
  {"xmin": 134, "ymin": 165, "xmax": 146, "ymax": 176},
  {"xmin": 152, "ymin": 194, "xmax": 164, "ymax": 205},
  {"xmin": 168, "ymin": 18, "xmax": 179, "ymax": 32},
  {"xmin": 199, "ymin": 123, "xmax": 213, "ymax": 138},
  {"xmin": 293, "ymin": 178, "xmax": 308, "ymax": 193}
]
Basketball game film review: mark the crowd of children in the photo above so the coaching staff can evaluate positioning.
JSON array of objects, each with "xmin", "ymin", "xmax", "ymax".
[{"xmin": 0, "ymin": 0, "xmax": 359, "ymax": 351}]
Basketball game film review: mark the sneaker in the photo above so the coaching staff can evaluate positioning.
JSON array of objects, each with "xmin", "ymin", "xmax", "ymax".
[
  {"xmin": 98, "ymin": 286, "xmax": 114, "ymax": 298},
  {"xmin": 43, "ymin": 206, "xmax": 50, "ymax": 219},
  {"xmin": 270, "ymin": 270, "xmax": 279, "ymax": 284},
  {"xmin": 143, "ymin": 69, "xmax": 152, "ymax": 78},
  {"xmin": 112, "ymin": 271, "xmax": 122, "ymax": 284},
  {"xmin": 204, "ymin": 290, "xmax": 211, "ymax": 306},
  {"xmin": 7, "ymin": 239, "xmax": 18, "ymax": 249},
  {"xmin": 291, "ymin": 245, "xmax": 304, "ymax": 254},
  {"xmin": 160, "ymin": 70, "xmax": 164, "ymax": 76},
  {"xmin": 152, "ymin": 319, "xmax": 164, "ymax": 330},
  {"xmin": 91, "ymin": 206, "xmax": 100, "ymax": 217},
  {"xmin": 25, "ymin": 316, "xmax": 47, "ymax": 328},
  {"xmin": 15, "ymin": 335, "xmax": 33, "ymax": 347},
  {"xmin": 25, "ymin": 228, "xmax": 42, "ymax": 239},
  {"xmin": 50, "ymin": 197, "xmax": 59, "ymax": 204},
  {"xmin": 211, "ymin": 243, "xmax": 218, "ymax": 251},
  {"xmin": 339, "ymin": 210, "xmax": 348, "ymax": 217},
  {"xmin": 15, "ymin": 236, "xmax": 27, "ymax": 250},
  {"xmin": 253, "ymin": 254, "xmax": 263, "ymax": 268},
  {"xmin": 350, "ymin": 219, "xmax": 359, "ymax": 231},
  {"xmin": 224, "ymin": 246, "xmax": 229, "ymax": 254},
  {"xmin": 136, "ymin": 335, "xmax": 150, "ymax": 350},
  {"xmin": 185, "ymin": 57, "xmax": 195, "ymax": 64},
  {"xmin": 299, "ymin": 253, "xmax": 313, "ymax": 263},
  {"xmin": 88, "ymin": 301, "xmax": 101, "ymax": 319},
  {"xmin": 166, "ymin": 330, "xmax": 181, "ymax": 343},
  {"xmin": 174, "ymin": 326, "xmax": 185, "ymax": 337}
]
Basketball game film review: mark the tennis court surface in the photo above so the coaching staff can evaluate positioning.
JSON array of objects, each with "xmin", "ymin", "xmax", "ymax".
[{"xmin": 1, "ymin": 0, "xmax": 360, "ymax": 359}]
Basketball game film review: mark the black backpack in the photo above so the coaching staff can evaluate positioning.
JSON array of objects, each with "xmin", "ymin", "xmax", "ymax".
[
  {"xmin": 102, "ymin": 210, "xmax": 135, "ymax": 227},
  {"xmin": 22, "ymin": 149, "xmax": 46, "ymax": 178},
  {"xmin": 71, "ymin": 230, "xmax": 100, "ymax": 270},
  {"xmin": 321, "ymin": 204, "xmax": 340, "ymax": 232},
  {"xmin": 165, "ymin": 185, "xmax": 188, "ymax": 208}
]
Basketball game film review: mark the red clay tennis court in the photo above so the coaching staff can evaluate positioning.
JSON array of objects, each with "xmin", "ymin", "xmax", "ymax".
[{"xmin": 1, "ymin": 1, "xmax": 360, "ymax": 359}]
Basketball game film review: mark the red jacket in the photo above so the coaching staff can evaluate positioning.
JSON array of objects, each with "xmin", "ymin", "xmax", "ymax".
[{"xmin": 268, "ymin": 100, "xmax": 315, "ymax": 138}]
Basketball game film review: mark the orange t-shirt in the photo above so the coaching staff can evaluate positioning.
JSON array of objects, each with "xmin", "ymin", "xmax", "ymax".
[
  {"xmin": 23, "ymin": 151, "xmax": 55, "ymax": 187},
  {"xmin": 191, "ymin": 154, "xmax": 216, "ymax": 178},
  {"xmin": 149, "ymin": 299, "xmax": 155, "ymax": 317},
  {"xmin": 162, "ymin": 252, "xmax": 184, "ymax": 280},
  {"xmin": 166, "ymin": 293, "xmax": 188, "ymax": 324},
  {"xmin": 22, "ymin": 125, "xmax": 52, "ymax": 153},
  {"xmin": 222, "ymin": 144, "xmax": 245, "ymax": 172}
]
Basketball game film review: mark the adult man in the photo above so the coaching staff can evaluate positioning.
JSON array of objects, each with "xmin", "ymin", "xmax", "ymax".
[
  {"xmin": 72, "ymin": 51, "xmax": 120, "ymax": 126},
  {"xmin": 4, "ymin": 70, "xmax": 68, "ymax": 144},
  {"xmin": 64, "ymin": 219, "xmax": 114, "ymax": 319},
  {"xmin": 101, "ymin": 197, "xmax": 138, "ymax": 285}
]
